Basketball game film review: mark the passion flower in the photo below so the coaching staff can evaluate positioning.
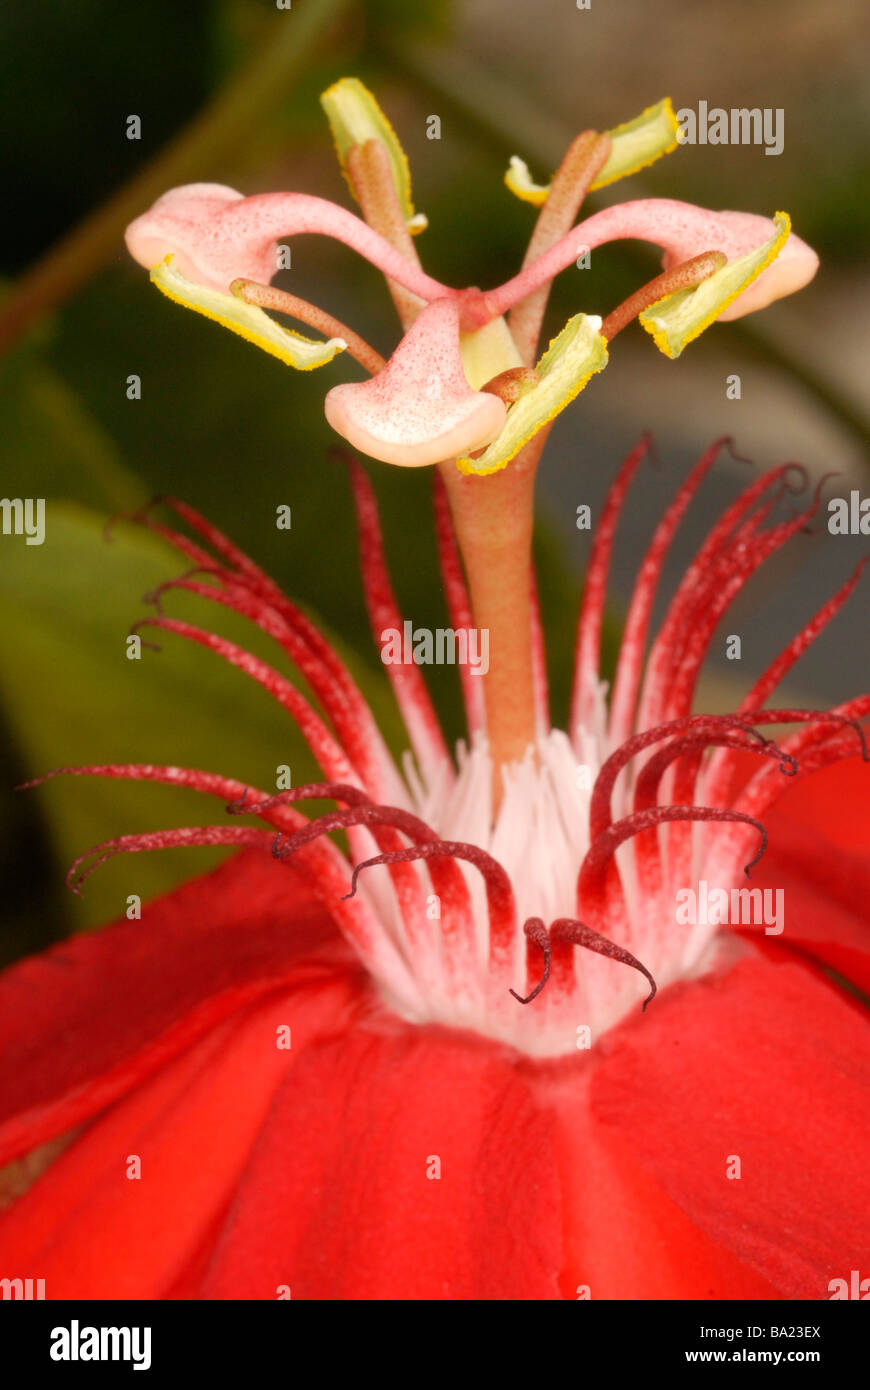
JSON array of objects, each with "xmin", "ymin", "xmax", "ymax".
[{"xmin": 1, "ymin": 79, "xmax": 866, "ymax": 1303}]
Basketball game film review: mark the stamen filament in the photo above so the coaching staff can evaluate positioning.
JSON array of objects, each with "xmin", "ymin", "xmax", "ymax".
[
  {"xmin": 508, "ymin": 130, "xmax": 612, "ymax": 363},
  {"xmin": 231, "ymin": 278, "xmax": 386, "ymax": 374},
  {"xmin": 601, "ymin": 251, "xmax": 726, "ymax": 341},
  {"xmin": 480, "ymin": 366, "xmax": 540, "ymax": 404},
  {"xmin": 346, "ymin": 139, "xmax": 426, "ymax": 329}
]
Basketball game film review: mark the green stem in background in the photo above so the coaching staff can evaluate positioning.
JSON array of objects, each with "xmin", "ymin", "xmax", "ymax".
[
  {"xmin": 381, "ymin": 34, "xmax": 870, "ymax": 459},
  {"xmin": 0, "ymin": 0, "xmax": 351, "ymax": 356}
]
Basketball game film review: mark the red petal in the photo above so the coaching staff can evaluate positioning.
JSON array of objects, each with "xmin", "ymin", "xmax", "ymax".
[
  {"xmin": 0, "ymin": 851, "xmax": 350, "ymax": 1166},
  {"xmin": 749, "ymin": 816, "xmax": 870, "ymax": 994},
  {"xmin": 589, "ymin": 956, "xmax": 870, "ymax": 1298},
  {"xmin": 200, "ymin": 1026, "xmax": 563, "ymax": 1300},
  {"xmin": 766, "ymin": 754, "xmax": 870, "ymax": 852},
  {"xmin": 0, "ymin": 979, "xmax": 361, "ymax": 1298},
  {"xmin": 724, "ymin": 747, "xmax": 870, "ymax": 852},
  {"xmin": 714, "ymin": 753, "xmax": 870, "ymax": 990},
  {"xmin": 743, "ymin": 756, "xmax": 870, "ymax": 990},
  {"xmin": 549, "ymin": 1076, "xmax": 781, "ymax": 1299}
]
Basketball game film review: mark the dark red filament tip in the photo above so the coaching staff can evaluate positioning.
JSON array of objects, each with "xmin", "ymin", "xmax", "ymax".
[
  {"xmin": 510, "ymin": 917, "xmax": 551, "ymax": 1004},
  {"xmin": 550, "ymin": 918, "xmax": 658, "ymax": 1011}
]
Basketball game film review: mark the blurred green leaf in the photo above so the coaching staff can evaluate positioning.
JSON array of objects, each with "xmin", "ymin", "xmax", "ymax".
[
  {"xmin": 0, "ymin": 503, "xmax": 407, "ymax": 931},
  {"xmin": 0, "ymin": 344, "xmax": 147, "ymax": 512}
]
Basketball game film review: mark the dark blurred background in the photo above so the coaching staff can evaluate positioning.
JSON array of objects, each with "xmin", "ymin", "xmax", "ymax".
[{"xmin": 1, "ymin": 0, "xmax": 868, "ymax": 963}]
